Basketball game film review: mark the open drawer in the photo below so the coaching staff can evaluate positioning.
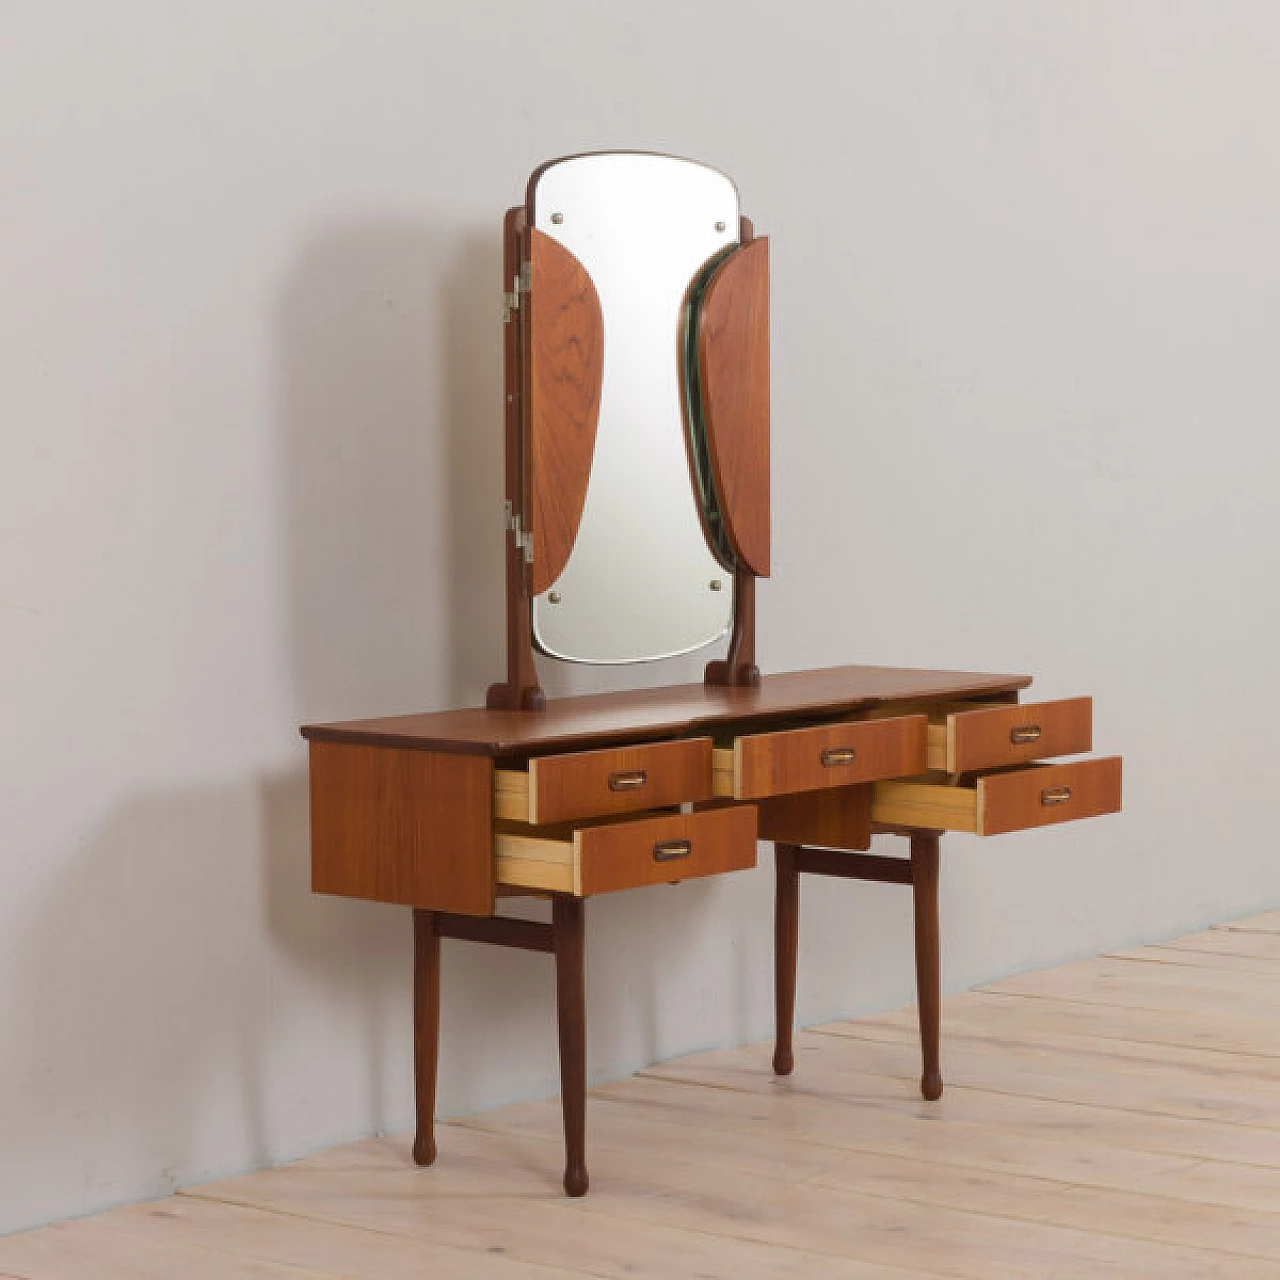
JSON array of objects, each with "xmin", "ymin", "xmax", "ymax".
[
  {"xmin": 925, "ymin": 697, "xmax": 1092, "ymax": 773},
  {"xmin": 494, "ymin": 737, "xmax": 713, "ymax": 825},
  {"xmin": 712, "ymin": 714, "xmax": 926, "ymax": 800},
  {"xmin": 495, "ymin": 804, "xmax": 757, "ymax": 897},
  {"xmin": 871, "ymin": 756, "xmax": 1122, "ymax": 836}
]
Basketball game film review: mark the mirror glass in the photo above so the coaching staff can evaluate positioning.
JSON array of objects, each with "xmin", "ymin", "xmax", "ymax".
[{"xmin": 529, "ymin": 153, "xmax": 739, "ymax": 664}]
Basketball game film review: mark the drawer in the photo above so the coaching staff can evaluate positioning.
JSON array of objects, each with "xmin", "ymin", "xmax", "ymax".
[
  {"xmin": 926, "ymin": 697, "xmax": 1092, "ymax": 774},
  {"xmin": 495, "ymin": 805, "xmax": 758, "ymax": 897},
  {"xmin": 871, "ymin": 756, "xmax": 1122, "ymax": 836},
  {"xmin": 494, "ymin": 737, "xmax": 713, "ymax": 825},
  {"xmin": 713, "ymin": 714, "xmax": 926, "ymax": 800}
]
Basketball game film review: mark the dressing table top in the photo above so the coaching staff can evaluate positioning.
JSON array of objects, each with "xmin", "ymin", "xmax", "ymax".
[{"xmin": 301, "ymin": 664, "xmax": 1032, "ymax": 757}]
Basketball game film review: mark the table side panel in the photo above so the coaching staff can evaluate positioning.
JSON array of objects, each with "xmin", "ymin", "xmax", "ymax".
[{"xmin": 309, "ymin": 742, "xmax": 494, "ymax": 915}]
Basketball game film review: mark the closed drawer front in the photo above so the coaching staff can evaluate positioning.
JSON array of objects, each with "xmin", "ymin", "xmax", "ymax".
[
  {"xmin": 494, "ymin": 737, "xmax": 713, "ymax": 825},
  {"xmin": 927, "ymin": 697, "xmax": 1092, "ymax": 774},
  {"xmin": 495, "ymin": 805, "xmax": 758, "ymax": 897},
  {"xmin": 757, "ymin": 785, "xmax": 871, "ymax": 850},
  {"xmin": 714, "ymin": 714, "xmax": 927, "ymax": 800},
  {"xmin": 871, "ymin": 756, "xmax": 1122, "ymax": 836}
]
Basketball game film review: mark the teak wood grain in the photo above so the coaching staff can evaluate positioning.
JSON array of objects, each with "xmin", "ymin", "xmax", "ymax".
[
  {"xmin": 756, "ymin": 784, "xmax": 872, "ymax": 849},
  {"xmin": 526, "ymin": 737, "xmax": 713, "ymax": 824},
  {"xmin": 487, "ymin": 205, "xmax": 544, "ymax": 711},
  {"xmin": 979, "ymin": 755, "xmax": 1123, "ymax": 836},
  {"xmin": 942, "ymin": 696, "xmax": 1092, "ymax": 774},
  {"xmin": 731, "ymin": 712, "xmax": 927, "ymax": 800},
  {"xmin": 576, "ymin": 805, "xmax": 757, "ymax": 896},
  {"xmin": 309, "ymin": 742, "xmax": 493, "ymax": 915},
  {"xmin": 696, "ymin": 237, "xmax": 770, "ymax": 577},
  {"xmin": 526, "ymin": 228, "xmax": 605, "ymax": 596},
  {"xmin": 870, "ymin": 756, "xmax": 1123, "ymax": 835},
  {"xmin": 303, "ymin": 665, "xmax": 1032, "ymax": 757}
]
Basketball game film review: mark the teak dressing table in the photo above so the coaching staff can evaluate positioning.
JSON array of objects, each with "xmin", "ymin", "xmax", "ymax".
[{"xmin": 302, "ymin": 154, "xmax": 1122, "ymax": 1198}]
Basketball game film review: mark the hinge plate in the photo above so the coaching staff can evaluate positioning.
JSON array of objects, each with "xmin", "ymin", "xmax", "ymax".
[
  {"xmin": 505, "ymin": 502, "xmax": 533, "ymax": 564},
  {"xmin": 502, "ymin": 262, "xmax": 532, "ymax": 324}
]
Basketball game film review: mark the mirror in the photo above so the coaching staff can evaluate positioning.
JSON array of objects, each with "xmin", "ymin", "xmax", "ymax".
[{"xmin": 527, "ymin": 153, "xmax": 740, "ymax": 664}]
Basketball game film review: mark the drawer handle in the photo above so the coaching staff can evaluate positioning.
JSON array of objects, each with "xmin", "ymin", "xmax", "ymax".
[
  {"xmin": 820, "ymin": 747, "xmax": 857, "ymax": 767},
  {"xmin": 1041, "ymin": 785, "xmax": 1072, "ymax": 807},
  {"xmin": 1010, "ymin": 725, "xmax": 1043, "ymax": 745},
  {"xmin": 608, "ymin": 769, "xmax": 648, "ymax": 792},
  {"xmin": 653, "ymin": 839, "xmax": 692, "ymax": 863}
]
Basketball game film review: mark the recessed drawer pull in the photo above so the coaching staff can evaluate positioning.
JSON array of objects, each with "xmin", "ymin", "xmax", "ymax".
[
  {"xmin": 1040, "ymin": 785, "xmax": 1072, "ymax": 807},
  {"xmin": 820, "ymin": 747, "xmax": 857, "ymax": 768},
  {"xmin": 653, "ymin": 839, "xmax": 692, "ymax": 863},
  {"xmin": 1010, "ymin": 725, "xmax": 1043, "ymax": 745},
  {"xmin": 608, "ymin": 769, "xmax": 648, "ymax": 792}
]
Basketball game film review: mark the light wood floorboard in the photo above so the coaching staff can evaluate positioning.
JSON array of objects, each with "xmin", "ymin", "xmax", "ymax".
[{"xmin": 2, "ymin": 911, "xmax": 1279, "ymax": 1277}]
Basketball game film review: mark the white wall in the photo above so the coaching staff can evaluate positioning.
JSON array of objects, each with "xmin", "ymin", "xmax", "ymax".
[{"xmin": 3, "ymin": 0, "xmax": 1278, "ymax": 1234}]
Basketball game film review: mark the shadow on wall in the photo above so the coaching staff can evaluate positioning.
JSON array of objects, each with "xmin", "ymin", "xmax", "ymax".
[
  {"xmin": 267, "ymin": 220, "xmax": 574, "ymax": 1128},
  {"xmin": 277, "ymin": 219, "xmax": 506, "ymax": 719},
  {"xmin": 4, "ymin": 779, "xmax": 406, "ymax": 1219},
  {"xmin": 0, "ymin": 222, "xmax": 526, "ymax": 1231},
  {"xmin": 3, "ymin": 223, "xmax": 753, "ymax": 1234}
]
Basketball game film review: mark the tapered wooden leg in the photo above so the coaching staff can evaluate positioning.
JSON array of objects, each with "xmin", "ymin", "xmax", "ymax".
[
  {"xmin": 773, "ymin": 843, "xmax": 799, "ymax": 1075},
  {"xmin": 910, "ymin": 831, "xmax": 943, "ymax": 1101},
  {"xmin": 553, "ymin": 896, "xmax": 588, "ymax": 1197},
  {"xmin": 412, "ymin": 909, "xmax": 441, "ymax": 1165}
]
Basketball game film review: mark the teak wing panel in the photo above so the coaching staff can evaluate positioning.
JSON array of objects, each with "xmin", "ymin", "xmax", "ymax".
[
  {"xmin": 309, "ymin": 742, "xmax": 494, "ymax": 915},
  {"xmin": 527, "ymin": 227, "xmax": 605, "ymax": 596},
  {"xmin": 697, "ymin": 238, "xmax": 770, "ymax": 577}
]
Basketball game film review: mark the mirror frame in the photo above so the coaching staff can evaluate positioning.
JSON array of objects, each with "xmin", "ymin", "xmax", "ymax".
[{"xmin": 486, "ymin": 153, "xmax": 770, "ymax": 711}]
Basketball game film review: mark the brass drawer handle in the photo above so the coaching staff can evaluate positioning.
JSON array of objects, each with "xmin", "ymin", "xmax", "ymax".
[
  {"xmin": 1011, "ymin": 725, "xmax": 1043, "ymax": 745},
  {"xmin": 820, "ymin": 747, "xmax": 857, "ymax": 767},
  {"xmin": 653, "ymin": 839, "xmax": 692, "ymax": 863},
  {"xmin": 608, "ymin": 769, "xmax": 648, "ymax": 791},
  {"xmin": 1041, "ymin": 785, "xmax": 1072, "ymax": 807}
]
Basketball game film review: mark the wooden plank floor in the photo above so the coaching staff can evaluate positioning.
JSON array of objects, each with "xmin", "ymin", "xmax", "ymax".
[{"xmin": 3, "ymin": 912, "xmax": 1279, "ymax": 1278}]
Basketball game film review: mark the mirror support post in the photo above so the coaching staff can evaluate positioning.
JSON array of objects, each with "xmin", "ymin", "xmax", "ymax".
[
  {"xmin": 705, "ymin": 570, "xmax": 761, "ymax": 688},
  {"xmin": 487, "ymin": 204, "xmax": 545, "ymax": 711}
]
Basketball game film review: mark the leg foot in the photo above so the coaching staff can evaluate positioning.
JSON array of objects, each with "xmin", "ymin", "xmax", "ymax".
[
  {"xmin": 553, "ymin": 897, "xmax": 588, "ymax": 1196},
  {"xmin": 413, "ymin": 910, "xmax": 441, "ymax": 1165},
  {"xmin": 910, "ymin": 831, "xmax": 943, "ymax": 1102},
  {"xmin": 773, "ymin": 843, "xmax": 799, "ymax": 1076}
]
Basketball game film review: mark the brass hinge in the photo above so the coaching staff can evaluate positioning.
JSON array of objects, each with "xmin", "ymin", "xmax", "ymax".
[
  {"xmin": 502, "ymin": 261, "xmax": 532, "ymax": 323},
  {"xmin": 504, "ymin": 500, "xmax": 533, "ymax": 564}
]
